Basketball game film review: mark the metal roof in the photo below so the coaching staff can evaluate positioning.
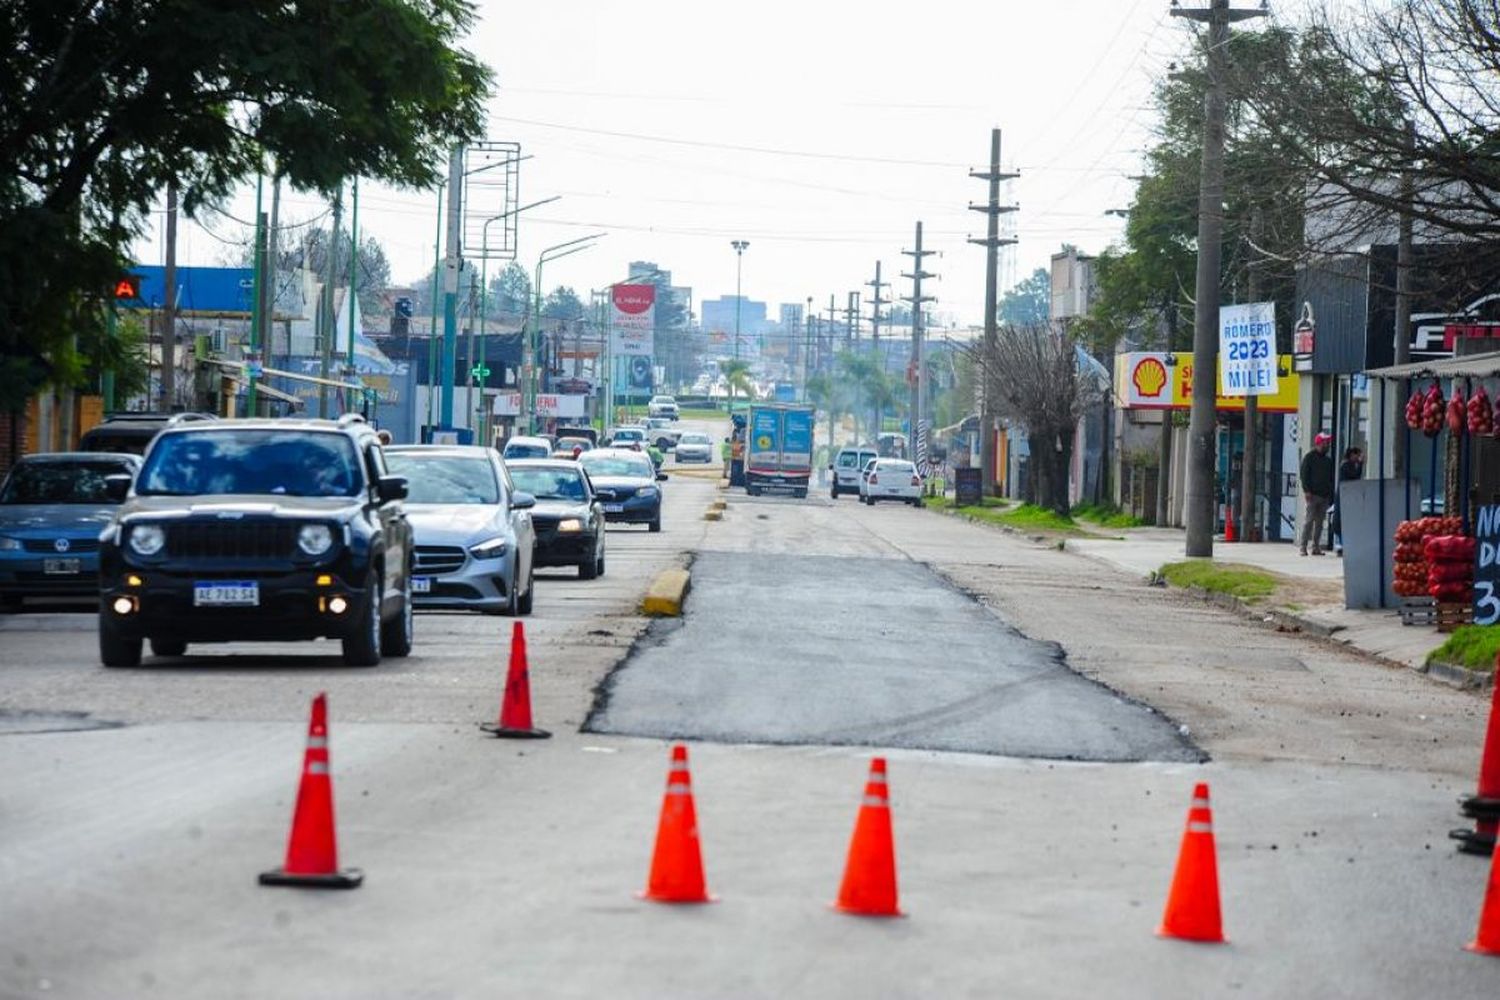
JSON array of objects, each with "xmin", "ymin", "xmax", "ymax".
[{"xmin": 1364, "ymin": 350, "xmax": 1500, "ymax": 379}]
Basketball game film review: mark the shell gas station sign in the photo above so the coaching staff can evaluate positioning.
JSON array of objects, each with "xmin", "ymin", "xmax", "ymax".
[{"xmin": 1114, "ymin": 352, "xmax": 1299, "ymax": 413}]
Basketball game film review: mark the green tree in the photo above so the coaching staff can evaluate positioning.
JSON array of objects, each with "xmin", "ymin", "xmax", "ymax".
[
  {"xmin": 541, "ymin": 286, "xmax": 585, "ymax": 322},
  {"xmin": 235, "ymin": 225, "xmax": 392, "ymax": 315},
  {"xmin": 489, "ymin": 262, "xmax": 531, "ymax": 317},
  {"xmin": 0, "ymin": 0, "xmax": 491, "ymax": 410},
  {"xmin": 999, "ymin": 268, "xmax": 1051, "ymax": 325}
]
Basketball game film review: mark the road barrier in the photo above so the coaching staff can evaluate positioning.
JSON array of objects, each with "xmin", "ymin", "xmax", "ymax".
[
  {"xmin": 258, "ymin": 693, "xmax": 363, "ymax": 889},
  {"xmin": 1157, "ymin": 782, "xmax": 1223, "ymax": 942},
  {"xmin": 640, "ymin": 744, "xmax": 713, "ymax": 904},
  {"xmin": 481, "ymin": 621, "xmax": 551, "ymax": 739},
  {"xmin": 834, "ymin": 757, "xmax": 903, "ymax": 917}
]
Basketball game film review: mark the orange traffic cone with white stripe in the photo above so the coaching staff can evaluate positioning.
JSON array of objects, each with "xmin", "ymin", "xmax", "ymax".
[
  {"xmin": 259, "ymin": 693, "xmax": 363, "ymax": 888},
  {"xmin": 835, "ymin": 757, "xmax": 903, "ymax": 917},
  {"xmin": 1157, "ymin": 781, "xmax": 1223, "ymax": 942},
  {"xmin": 1468, "ymin": 836, "xmax": 1500, "ymax": 955},
  {"xmin": 481, "ymin": 621, "xmax": 550, "ymax": 739},
  {"xmin": 640, "ymin": 744, "xmax": 713, "ymax": 903}
]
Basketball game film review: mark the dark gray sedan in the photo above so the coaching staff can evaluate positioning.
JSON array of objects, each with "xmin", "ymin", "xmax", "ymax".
[{"xmin": 505, "ymin": 459, "xmax": 607, "ymax": 578}]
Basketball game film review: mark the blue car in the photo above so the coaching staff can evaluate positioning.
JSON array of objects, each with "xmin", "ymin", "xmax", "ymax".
[{"xmin": 0, "ymin": 452, "xmax": 142, "ymax": 608}]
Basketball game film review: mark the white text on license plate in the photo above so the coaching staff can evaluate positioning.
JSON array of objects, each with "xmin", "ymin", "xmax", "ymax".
[
  {"xmin": 603, "ymin": 503, "xmax": 624, "ymax": 513},
  {"xmin": 193, "ymin": 581, "xmax": 259, "ymax": 607},
  {"xmin": 43, "ymin": 558, "xmax": 81, "ymax": 575},
  {"xmin": 412, "ymin": 577, "xmax": 432, "ymax": 594}
]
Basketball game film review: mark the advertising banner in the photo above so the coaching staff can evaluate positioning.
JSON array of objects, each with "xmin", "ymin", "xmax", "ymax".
[
  {"xmin": 1476, "ymin": 505, "xmax": 1500, "ymax": 627},
  {"xmin": 1219, "ymin": 301, "xmax": 1278, "ymax": 396},
  {"xmin": 492, "ymin": 393, "xmax": 587, "ymax": 418},
  {"xmin": 610, "ymin": 284, "xmax": 656, "ymax": 356},
  {"xmin": 1113, "ymin": 352, "xmax": 1300, "ymax": 413}
]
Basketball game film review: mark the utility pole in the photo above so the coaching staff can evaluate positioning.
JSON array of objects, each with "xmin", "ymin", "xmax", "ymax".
[
  {"xmin": 969, "ymin": 127, "xmax": 1020, "ymax": 497},
  {"xmin": 1240, "ymin": 205, "xmax": 1264, "ymax": 543},
  {"xmin": 845, "ymin": 292, "xmax": 860, "ymax": 349},
  {"xmin": 318, "ymin": 185, "xmax": 342, "ymax": 418},
  {"xmin": 902, "ymin": 221, "xmax": 938, "ymax": 464},
  {"xmin": 250, "ymin": 169, "xmax": 281, "ymax": 417},
  {"xmin": 1393, "ymin": 119, "xmax": 1415, "ymax": 480},
  {"xmin": 827, "ymin": 295, "xmax": 839, "ymax": 354},
  {"xmin": 161, "ymin": 182, "xmax": 178, "ymax": 411},
  {"xmin": 1172, "ymin": 0, "xmax": 1265, "ymax": 557},
  {"xmin": 440, "ymin": 146, "xmax": 465, "ymax": 428},
  {"xmin": 867, "ymin": 263, "xmax": 889, "ymax": 438}
]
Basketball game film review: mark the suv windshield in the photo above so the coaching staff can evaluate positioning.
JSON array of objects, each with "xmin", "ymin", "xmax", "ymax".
[
  {"xmin": 384, "ymin": 453, "xmax": 499, "ymax": 504},
  {"xmin": 509, "ymin": 466, "xmax": 587, "ymax": 501},
  {"xmin": 138, "ymin": 430, "xmax": 362, "ymax": 497},
  {"xmin": 1, "ymin": 459, "xmax": 135, "ymax": 504},
  {"xmin": 579, "ymin": 453, "xmax": 654, "ymax": 478}
]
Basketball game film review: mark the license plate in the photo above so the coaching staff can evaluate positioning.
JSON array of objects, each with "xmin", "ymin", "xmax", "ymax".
[
  {"xmin": 193, "ymin": 581, "xmax": 259, "ymax": 607},
  {"xmin": 603, "ymin": 504, "xmax": 624, "ymax": 513},
  {"xmin": 412, "ymin": 577, "xmax": 432, "ymax": 594},
  {"xmin": 43, "ymin": 558, "xmax": 81, "ymax": 575}
]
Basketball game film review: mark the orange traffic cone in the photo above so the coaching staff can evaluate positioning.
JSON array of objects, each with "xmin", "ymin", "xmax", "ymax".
[
  {"xmin": 1224, "ymin": 503, "xmax": 1237, "ymax": 543},
  {"xmin": 1453, "ymin": 657, "xmax": 1500, "ymax": 855},
  {"xmin": 259, "ymin": 693, "xmax": 363, "ymax": 888},
  {"xmin": 1157, "ymin": 782, "xmax": 1223, "ymax": 942},
  {"xmin": 640, "ymin": 744, "xmax": 714, "ymax": 903},
  {"xmin": 1468, "ymin": 835, "xmax": 1500, "ymax": 955},
  {"xmin": 835, "ymin": 757, "xmax": 903, "ymax": 917},
  {"xmin": 481, "ymin": 621, "xmax": 551, "ymax": 739}
]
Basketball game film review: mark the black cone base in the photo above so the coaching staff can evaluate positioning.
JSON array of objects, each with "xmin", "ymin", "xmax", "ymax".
[
  {"xmin": 479, "ymin": 722, "xmax": 551, "ymax": 739},
  {"xmin": 258, "ymin": 867, "xmax": 365, "ymax": 888},
  {"xmin": 1449, "ymin": 828, "xmax": 1496, "ymax": 856}
]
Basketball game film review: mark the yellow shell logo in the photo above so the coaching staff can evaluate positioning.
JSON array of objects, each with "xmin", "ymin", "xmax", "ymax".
[
  {"xmin": 1133, "ymin": 357, "xmax": 1168, "ymax": 398},
  {"xmin": 755, "ymin": 434, "xmax": 774, "ymax": 449}
]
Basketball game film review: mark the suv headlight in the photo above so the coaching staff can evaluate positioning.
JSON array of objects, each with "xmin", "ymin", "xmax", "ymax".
[
  {"xmin": 469, "ymin": 536, "xmax": 509, "ymax": 560},
  {"xmin": 635, "ymin": 486, "xmax": 658, "ymax": 497},
  {"xmin": 297, "ymin": 524, "xmax": 334, "ymax": 556},
  {"xmin": 0, "ymin": 536, "xmax": 20, "ymax": 552},
  {"xmin": 128, "ymin": 524, "xmax": 165, "ymax": 556},
  {"xmin": 557, "ymin": 518, "xmax": 584, "ymax": 533}
]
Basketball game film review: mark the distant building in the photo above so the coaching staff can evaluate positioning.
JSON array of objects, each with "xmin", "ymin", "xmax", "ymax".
[
  {"xmin": 1050, "ymin": 248, "xmax": 1097, "ymax": 321},
  {"xmin": 701, "ymin": 295, "xmax": 768, "ymax": 358}
]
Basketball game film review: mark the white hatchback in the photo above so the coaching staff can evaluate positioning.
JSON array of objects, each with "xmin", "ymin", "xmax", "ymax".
[{"xmin": 861, "ymin": 459, "xmax": 923, "ymax": 506}]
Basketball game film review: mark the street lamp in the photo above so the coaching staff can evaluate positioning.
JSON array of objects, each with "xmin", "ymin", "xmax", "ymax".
[
  {"xmin": 731, "ymin": 240, "xmax": 749, "ymax": 362},
  {"xmin": 526, "ymin": 234, "xmax": 605, "ymax": 431}
]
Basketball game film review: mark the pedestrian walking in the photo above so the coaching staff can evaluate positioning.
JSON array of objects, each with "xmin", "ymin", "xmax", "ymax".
[
  {"xmin": 1329, "ymin": 445, "xmax": 1364, "ymax": 555},
  {"xmin": 1299, "ymin": 432, "xmax": 1335, "ymax": 555}
]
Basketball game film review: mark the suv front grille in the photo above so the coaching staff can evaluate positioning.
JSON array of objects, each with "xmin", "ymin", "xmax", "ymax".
[
  {"xmin": 167, "ymin": 521, "xmax": 298, "ymax": 560},
  {"xmin": 414, "ymin": 545, "xmax": 466, "ymax": 574},
  {"xmin": 22, "ymin": 537, "xmax": 100, "ymax": 553}
]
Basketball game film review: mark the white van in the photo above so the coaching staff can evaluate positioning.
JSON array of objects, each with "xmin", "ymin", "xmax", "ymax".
[{"xmin": 830, "ymin": 446, "xmax": 879, "ymax": 499}]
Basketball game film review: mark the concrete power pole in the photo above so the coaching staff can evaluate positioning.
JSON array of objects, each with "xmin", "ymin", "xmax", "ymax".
[
  {"xmin": 1392, "ymin": 120, "xmax": 1415, "ymax": 480},
  {"xmin": 160, "ymin": 182, "xmax": 178, "ymax": 411},
  {"xmin": 902, "ymin": 222, "xmax": 938, "ymax": 464},
  {"xmin": 1172, "ymin": 0, "xmax": 1265, "ymax": 557},
  {"xmin": 969, "ymin": 128, "xmax": 1019, "ymax": 497},
  {"xmin": 318, "ymin": 187, "xmax": 342, "ymax": 418},
  {"xmin": 866, "ymin": 262, "xmax": 889, "ymax": 438},
  {"xmin": 845, "ymin": 292, "xmax": 860, "ymax": 349},
  {"xmin": 440, "ymin": 146, "xmax": 465, "ymax": 428}
]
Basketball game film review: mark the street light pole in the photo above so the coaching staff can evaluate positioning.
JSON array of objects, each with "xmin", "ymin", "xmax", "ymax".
[
  {"xmin": 731, "ymin": 240, "xmax": 749, "ymax": 362},
  {"xmin": 527, "ymin": 234, "xmax": 604, "ymax": 431}
]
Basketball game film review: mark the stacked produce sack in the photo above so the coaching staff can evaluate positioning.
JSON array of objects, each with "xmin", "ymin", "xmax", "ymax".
[
  {"xmin": 1425, "ymin": 533, "xmax": 1477, "ymax": 604},
  {"xmin": 1393, "ymin": 516, "xmax": 1465, "ymax": 597}
]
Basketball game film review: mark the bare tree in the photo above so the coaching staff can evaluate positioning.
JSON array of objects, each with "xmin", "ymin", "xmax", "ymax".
[{"xmin": 967, "ymin": 323, "xmax": 1104, "ymax": 516}]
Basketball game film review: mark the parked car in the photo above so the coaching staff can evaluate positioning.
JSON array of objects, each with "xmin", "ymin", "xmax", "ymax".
[
  {"xmin": 640, "ymin": 417, "xmax": 681, "ymax": 451},
  {"xmin": 862, "ymin": 459, "xmax": 923, "ymax": 506},
  {"xmin": 577, "ymin": 448, "xmax": 666, "ymax": 531},
  {"xmin": 97, "ymin": 415, "xmax": 414, "ymax": 667},
  {"xmin": 502, "ymin": 435, "xmax": 554, "ymax": 461},
  {"xmin": 384, "ymin": 445, "xmax": 536, "ymax": 617},
  {"xmin": 78, "ymin": 411, "xmax": 217, "ymax": 455},
  {"xmin": 506, "ymin": 459, "xmax": 607, "ymax": 578},
  {"xmin": 830, "ymin": 446, "xmax": 879, "ymax": 499},
  {"xmin": 604, "ymin": 426, "xmax": 647, "ymax": 451},
  {"xmin": 856, "ymin": 457, "xmax": 881, "ymax": 500},
  {"xmin": 648, "ymin": 395, "xmax": 680, "ymax": 421},
  {"xmin": 674, "ymin": 432, "xmax": 715, "ymax": 463},
  {"xmin": 552, "ymin": 436, "xmax": 594, "ymax": 459},
  {"xmin": 0, "ymin": 452, "xmax": 143, "ymax": 609}
]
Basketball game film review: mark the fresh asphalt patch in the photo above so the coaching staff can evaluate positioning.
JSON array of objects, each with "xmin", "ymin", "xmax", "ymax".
[{"xmin": 585, "ymin": 552, "xmax": 1204, "ymax": 762}]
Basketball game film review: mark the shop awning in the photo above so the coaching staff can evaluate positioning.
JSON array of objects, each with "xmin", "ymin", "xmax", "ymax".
[{"xmin": 1364, "ymin": 350, "xmax": 1500, "ymax": 379}]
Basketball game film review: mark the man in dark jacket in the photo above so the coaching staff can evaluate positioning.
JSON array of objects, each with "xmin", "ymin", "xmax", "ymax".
[{"xmin": 1299, "ymin": 432, "xmax": 1335, "ymax": 555}]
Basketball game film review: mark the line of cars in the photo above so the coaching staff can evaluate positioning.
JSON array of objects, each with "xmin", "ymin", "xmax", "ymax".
[
  {"xmin": 829, "ymin": 445, "xmax": 925, "ymax": 506},
  {"xmin": 0, "ymin": 411, "xmax": 673, "ymax": 668}
]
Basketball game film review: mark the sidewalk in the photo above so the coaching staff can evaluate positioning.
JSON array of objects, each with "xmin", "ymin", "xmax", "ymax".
[{"xmin": 1065, "ymin": 526, "xmax": 1461, "ymax": 679}]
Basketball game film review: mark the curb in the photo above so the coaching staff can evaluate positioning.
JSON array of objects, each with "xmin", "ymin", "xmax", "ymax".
[
  {"xmin": 1421, "ymin": 659, "xmax": 1495, "ymax": 690},
  {"xmin": 642, "ymin": 568, "xmax": 691, "ymax": 617},
  {"xmin": 703, "ymin": 509, "xmax": 723, "ymax": 521}
]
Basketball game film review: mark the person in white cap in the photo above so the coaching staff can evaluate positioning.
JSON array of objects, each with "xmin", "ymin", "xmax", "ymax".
[{"xmin": 1299, "ymin": 432, "xmax": 1335, "ymax": 555}]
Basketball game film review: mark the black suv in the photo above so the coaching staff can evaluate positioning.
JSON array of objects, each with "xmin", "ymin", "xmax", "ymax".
[{"xmin": 98, "ymin": 415, "xmax": 414, "ymax": 667}]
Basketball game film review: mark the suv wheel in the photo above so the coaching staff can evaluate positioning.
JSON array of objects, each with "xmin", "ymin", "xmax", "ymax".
[
  {"xmin": 100, "ymin": 610, "xmax": 143, "ymax": 668},
  {"xmin": 150, "ymin": 638, "xmax": 188, "ymax": 657},
  {"xmin": 381, "ymin": 579, "xmax": 414, "ymax": 658},
  {"xmin": 579, "ymin": 545, "xmax": 599, "ymax": 580},
  {"xmin": 517, "ymin": 565, "xmax": 535, "ymax": 616},
  {"xmin": 342, "ymin": 574, "xmax": 383, "ymax": 667}
]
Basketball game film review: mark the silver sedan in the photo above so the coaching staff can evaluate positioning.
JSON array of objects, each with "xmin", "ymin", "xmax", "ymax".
[
  {"xmin": 383, "ymin": 445, "xmax": 537, "ymax": 616},
  {"xmin": 673, "ymin": 431, "xmax": 715, "ymax": 463}
]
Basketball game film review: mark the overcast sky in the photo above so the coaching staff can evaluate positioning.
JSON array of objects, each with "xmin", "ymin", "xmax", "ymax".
[{"xmin": 132, "ymin": 0, "xmax": 1249, "ymax": 329}]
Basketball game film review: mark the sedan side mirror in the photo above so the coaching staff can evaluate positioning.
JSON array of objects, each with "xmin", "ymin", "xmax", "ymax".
[
  {"xmin": 105, "ymin": 474, "xmax": 132, "ymax": 502},
  {"xmin": 656, "ymin": 472, "xmax": 669, "ymax": 482},
  {"xmin": 376, "ymin": 475, "xmax": 409, "ymax": 502},
  {"xmin": 511, "ymin": 491, "xmax": 536, "ymax": 510}
]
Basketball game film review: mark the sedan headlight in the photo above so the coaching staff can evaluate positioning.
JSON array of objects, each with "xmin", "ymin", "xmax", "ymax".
[
  {"xmin": 469, "ymin": 536, "xmax": 509, "ymax": 560},
  {"xmin": 557, "ymin": 518, "xmax": 584, "ymax": 533},
  {"xmin": 128, "ymin": 524, "xmax": 166, "ymax": 556},
  {"xmin": 635, "ymin": 486, "xmax": 658, "ymax": 498},
  {"xmin": 0, "ymin": 536, "xmax": 20, "ymax": 552},
  {"xmin": 297, "ymin": 524, "xmax": 334, "ymax": 556}
]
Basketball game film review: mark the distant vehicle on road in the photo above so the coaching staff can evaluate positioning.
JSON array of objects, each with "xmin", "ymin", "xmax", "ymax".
[
  {"xmin": 552, "ymin": 436, "xmax": 595, "ymax": 459},
  {"xmin": 78, "ymin": 412, "xmax": 217, "ymax": 455},
  {"xmin": 553, "ymin": 425, "xmax": 599, "ymax": 447},
  {"xmin": 744, "ymin": 402, "xmax": 815, "ymax": 498},
  {"xmin": 502, "ymin": 435, "xmax": 554, "ymax": 461},
  {"xmin": 876, "ymin": 432, "xmax": 908, "ymax": 459},
  {"xmin": 578, "ymin": 448, "xmax": 666, "ymax": 532},
  {"xmin": 829, "ymin": 445, "xmax": 878, "ymax": 499},
  {"xmin": 856, "ymin": 457, "xmax": 880, "ymax": 500},
  {"xmin": 506, "ymin": 459, "xmax": 607, "ymax": 579},
  {"xmin": 0, "ymin": 452, "xmax": 142, "ymax": 609},
  {"xmin": 674, "ymin": 431, "xmax": 714, "ymax": 463},
  {"xmin": 862, "ymin": 459, "xmax": 923, "ymax": 506},
  {"xmin": 604, "ymin": 426, "xmax": 647, "ymax": 451},
  {"xmin": 384, "ymin": 445, "xmax": 536, "ymax": 617},
  {"xmin": 640, "ymin": 416, "xmax": 681, "ymax": 451},
  {"xmin": 648, "ymin": 395, "xmax": 679, "ymax": 421},
  {"xmin": 98, "ymin": 416, "xmax": 414, "ymax": 667}
]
